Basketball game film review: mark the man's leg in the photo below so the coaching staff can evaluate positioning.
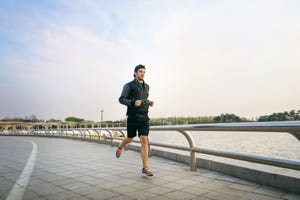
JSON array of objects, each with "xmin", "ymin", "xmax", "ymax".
[
  {"xmin": 140, "ymin": 135, "xmax": 153, "ymax": 176},
  {"xmin": 120, "ymin": 137, "xmax": 134, "ymax": 148},
  {"xmin": 140, "ymin": 136, "xmax": 149, "ymax": 167},
  {"xmin": 116, "ymin": 137, "xmax": 134, "ymax": 158},
  {"xmin": 116, "ymin": 117, "xmax": 136, "ymax": 158}
]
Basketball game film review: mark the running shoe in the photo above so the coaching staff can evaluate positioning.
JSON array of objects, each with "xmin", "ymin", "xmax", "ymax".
[
  {"xmin": 116, "ymin": 147, "xmax": 122, "ymax": 158},
  {"xmin": 142, "ymin": 166, "xmax": 153, "ymax": 177}
]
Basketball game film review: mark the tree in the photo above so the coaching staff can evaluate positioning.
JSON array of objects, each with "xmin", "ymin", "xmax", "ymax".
[
  {"xmin": 65, "ymin": 117, "xmax": 85, "ymax": 122},
  {"xmin": 46, "ymin": 119, "xmax": 62, "ymax": 123},
  {"xmin": 258, "ymin": 109, "xmax": 300, "ymax": 122},
  {"xmin": 213, "ymin": 113, "xmax": 240, "ymax": 123}
]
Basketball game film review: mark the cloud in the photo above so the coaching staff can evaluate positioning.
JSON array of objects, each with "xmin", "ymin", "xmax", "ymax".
[{"xmin": 1, "ymin": 0, "xmax": 300, "ymax": 120}]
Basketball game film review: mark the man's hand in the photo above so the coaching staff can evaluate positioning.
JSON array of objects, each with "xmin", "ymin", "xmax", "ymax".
[
  {"xmin": 149, "ymin": 101, "xmax": 154, "ymax": 107},
  {"xmin": 135, "ymin": 100, "xmax": 142, "ymax": 107}
]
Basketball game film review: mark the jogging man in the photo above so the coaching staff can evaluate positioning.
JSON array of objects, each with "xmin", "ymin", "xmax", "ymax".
[{"xmin": 116, "ymin": 64, "xmax": 154, "ymax": 177}]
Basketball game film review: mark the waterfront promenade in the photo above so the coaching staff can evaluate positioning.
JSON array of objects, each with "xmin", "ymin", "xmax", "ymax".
[{"xmin": 0, "ymin": 136, "xmax": 299, "ymax": 200}]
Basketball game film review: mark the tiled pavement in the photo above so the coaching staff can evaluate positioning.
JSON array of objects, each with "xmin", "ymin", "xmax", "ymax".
[{"xmin": 0, "ymin": 136, "xmax": 299, "ymax": 200}]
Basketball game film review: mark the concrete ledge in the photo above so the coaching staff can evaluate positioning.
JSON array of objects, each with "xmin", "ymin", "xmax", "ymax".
[
  {"xmin": 124, "ymin": 141, "xmax": 300, "ymax": 194},
  {"xmin": 1, "ymin": 134, "xmax": 299, "ymax": 194}
]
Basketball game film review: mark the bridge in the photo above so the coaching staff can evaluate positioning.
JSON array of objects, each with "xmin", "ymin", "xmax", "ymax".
[
  {"xmin": 0, "ymin": 121, "xmax": 123, "ymax": 131},
  {"xmin": 1, "ymin": 121, "xmax": 300, "ymax": 200}
]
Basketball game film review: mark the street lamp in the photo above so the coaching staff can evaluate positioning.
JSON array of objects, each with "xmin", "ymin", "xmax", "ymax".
[{"xmin": 101, "ymin": 110, "xmax": 103, "ymax": 122}]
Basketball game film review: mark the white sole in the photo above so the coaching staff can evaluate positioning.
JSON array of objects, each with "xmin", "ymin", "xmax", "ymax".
[{"xmin": 142, "ymin": 173, "xmax": 153, "ymax": 177}]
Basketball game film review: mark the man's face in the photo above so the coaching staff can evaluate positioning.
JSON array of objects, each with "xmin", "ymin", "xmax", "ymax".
[{"xmin": 135, "ymin": 68, "xmax": 145, "ymax": 81}]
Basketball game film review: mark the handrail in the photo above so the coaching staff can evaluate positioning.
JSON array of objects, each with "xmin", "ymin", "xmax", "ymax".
[{"xmin": 1, "ymin": 121, "xmax": 300, "ymax": 171}]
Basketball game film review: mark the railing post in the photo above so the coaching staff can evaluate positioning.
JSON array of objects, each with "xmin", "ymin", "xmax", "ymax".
[
  {"xmin": 87, "ymin": 130, "xmax": 92, "ymax": 142},
  {"xmin": 71, "ymin": 130, "xmax": 75, "ymax": 139},
  {"xmin": 78, "ymin": 130, "xmax": 83, "ymax": 140},
  {"xmin": 95, "ymin": 130, "xmax": 101, "ymax": 143},
  {"xmin": 106, "ymin": 130, "xmax": 114, "ymax": 146},
  {"xmin": 178, "ymin": 130, "xmax": 196, "ymax": 171},
  {"xmin": 83, "ymin": 130, "xmax": 87, "ymax": 140},
  {"xmin": 148, "ymin": 136, "xmax": 152, "ymax": 157},
  {"xmin": 118, "ymin": 130, "xmax": 126, "ymax": 138},
  {"xmin": 289, "ymin": 132, "xmax": 300, "ymax": 141}
]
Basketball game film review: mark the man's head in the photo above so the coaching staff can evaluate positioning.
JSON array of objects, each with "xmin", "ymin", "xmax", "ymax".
[{"xmin": 134, "ymin": 64, "xmax": 146, "ymax": 81}]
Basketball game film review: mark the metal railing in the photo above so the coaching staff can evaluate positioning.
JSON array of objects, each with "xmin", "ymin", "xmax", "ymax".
[{"xmin": 1, "ymin": 121, "xmax": 300, "ymax": 171}]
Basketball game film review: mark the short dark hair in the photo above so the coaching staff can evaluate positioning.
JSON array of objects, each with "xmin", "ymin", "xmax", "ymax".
[{"xmin": 134, "ymin": 64, "xmax": 146, "ymax": 77}]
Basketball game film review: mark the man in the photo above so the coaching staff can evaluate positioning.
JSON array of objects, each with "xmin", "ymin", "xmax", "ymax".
[{"xmin": 116, "ymin": 64, "xmax": 154, "ymax": 177}]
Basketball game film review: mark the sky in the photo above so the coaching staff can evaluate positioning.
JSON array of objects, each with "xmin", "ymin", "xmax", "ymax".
[{"xmin": 0, "ymin": 0, "xmax": 300, "ymax": 121}]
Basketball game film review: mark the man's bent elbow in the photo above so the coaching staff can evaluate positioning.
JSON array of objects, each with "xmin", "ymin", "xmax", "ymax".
[
  {"xmin": 119, "ymin": 97, "xmax": 130, "ymax": 106},
  {"xmin": 118, "ymin": 97, "xmax": 123, "ymax": 104}
]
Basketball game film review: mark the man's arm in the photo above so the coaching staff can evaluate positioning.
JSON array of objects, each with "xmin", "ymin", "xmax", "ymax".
[{"xmin": 119, "ymin": 84, "xmax": 135, "ymax": 107}]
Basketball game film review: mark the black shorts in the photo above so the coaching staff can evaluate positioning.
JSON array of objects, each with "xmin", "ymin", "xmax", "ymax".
[{"xmin": 126, "ymin": 115, "xmax": 150, "ymax": 138}]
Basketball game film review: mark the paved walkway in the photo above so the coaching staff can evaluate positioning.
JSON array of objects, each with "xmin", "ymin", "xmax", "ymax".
[{"xmin": 0, "ymin": 136, "xmax": 299, "ymax": 200}]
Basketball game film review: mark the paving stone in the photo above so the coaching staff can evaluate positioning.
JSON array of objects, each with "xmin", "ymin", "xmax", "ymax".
[
  {"xmin": 161, "ymin": 175, "xmax": 185, "ymax": 182},
  {"xmin": 127, "ymin": 182, "xmax": 158, "ymax": 190},
  {"xmin": 175, "ymin": 179, "xmax": 200, "ymax": 186},
  {"xmin": 22, "ymin": 189, "xmax": 42, "ymax": 200},
  {"xmin": 115, "ymin": 178, "xmax": 139, "ymax": 186},
  {"xmin": 228, "ymin": 182, "xmax": 260, "ymax": 192},
  {"xmin": 190, "ymin": 197, "xmax": 213, "ymax": 200},
  {"xmin": 217, "ymin": 187, "xmax": 248, "ymax": 197},
  {"xmin": 163, "ymin": 182, "xmax": 190, "ymax": 190},
  {"xmin": 73, "ymin": 175, "xmax": 98, "ymax": 182},
  {"xmin": 0, "ymin": 188, "xmax": 11, "ymax": 199},
  {"xmin": 61, "ymin": 172, "xmax": 85, "ymax": 179},
  {"xmin": 147, "ymin": 177, "xmax": 172, "ymax": 185},
  {"xmin": 109, "ymin": 195, "xmax": 135, "ymax": 200},
  {"xmin": 1, "ymin": 172, "xmax": 21, "ymax": 181},
  {"xmin": 203, "ymin": 190, "xmax": 241, "ymax": 200},
  {"xmin": 194, "ymin": 182, "xmax": 223, "ymax": 191},
  {"xmin": 85, "ymin": 190, "xmax": 120, "ymax": 200},
  {"xmin": 93, "ymin": 173, "xmax": 113, "ymax": 179},
  {"xmin": 72, "ymin": 185, "xmax": 103, "ymax": 195},
  {"xmin": 164, "ymin": 190, "xmax": 198, "ymax": 200},
  {"xmin": 86, "ymin": 178, "xmax": 108, "ymax": 186},
  {"xmin": 126, "ymin": 190, "xmax": 158, "ymax": 200},
  {"xmin": 27, "ymin": 183, "xmax": 67, "ymax": 196},
  {"xmin": 254, "ymin": 186, "xmax": 286, "ymax": 198},
  {"xmin": 50, "ymin": 178, "xmax": 78, "ymax": 187},
  {"xmin": 240, "ymin": 192, "xmax": 282, "ymax": 200},
  {"xmin": 101, "ymin": 175, "xmax": 128, "ymax": 182},
  {"xmin": 45, "ymin": 190, "xmax": 83, "ymax": 200},
  {"xmin": 188, "ymin": 176, "xmax": 211, "ymax": 183},
  {"xmin": 95, "ymin": 181, "xmax": 121, "ymax": 189},
  {"xmin": 0, "ymin": 179, "xmax": 15, "ymax": 191},
  {"xmin": 146, "ymin": 185, "xmax": 175, "ymax": 195},
  {"xmin": 148, "ymin": 195, "xmax": 175, "ymax": 200},
  {"xmin": 27, "ymin": 177, "xmax": 48, "ymax": 186},
  {"xmin": 61, "ymin": 182, "xmax": 92, "ymax": 190},
  {"xmin": 39, "ymin": 174, "xmax": 68, "ymax": 183},
  {"xmin": 179, "ymin": 186, "xmax": 209, "ymax": 196},
  {"xmin": 109, "ymin": 185, "xmax": 140, "ymax": 195}
]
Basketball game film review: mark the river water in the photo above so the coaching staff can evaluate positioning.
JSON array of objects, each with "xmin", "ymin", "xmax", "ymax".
[{"xmin": 146, "ymin": 131, "xmax": 300, "ymax": 161}]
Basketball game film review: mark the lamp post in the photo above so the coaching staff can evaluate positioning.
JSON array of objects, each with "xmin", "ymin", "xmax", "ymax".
[{"xmin": 101, "ymin": 110, "xmax": 103, "ymax": 122}]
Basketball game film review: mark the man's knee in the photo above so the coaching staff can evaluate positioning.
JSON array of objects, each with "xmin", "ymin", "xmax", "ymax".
[
  {"xmin": 140, "ymin": 136, "xmax": 148, "ymax": 146},
  {"xmin": 127, "ymin": 137, "xmax": 134, "ymax": 143}
]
